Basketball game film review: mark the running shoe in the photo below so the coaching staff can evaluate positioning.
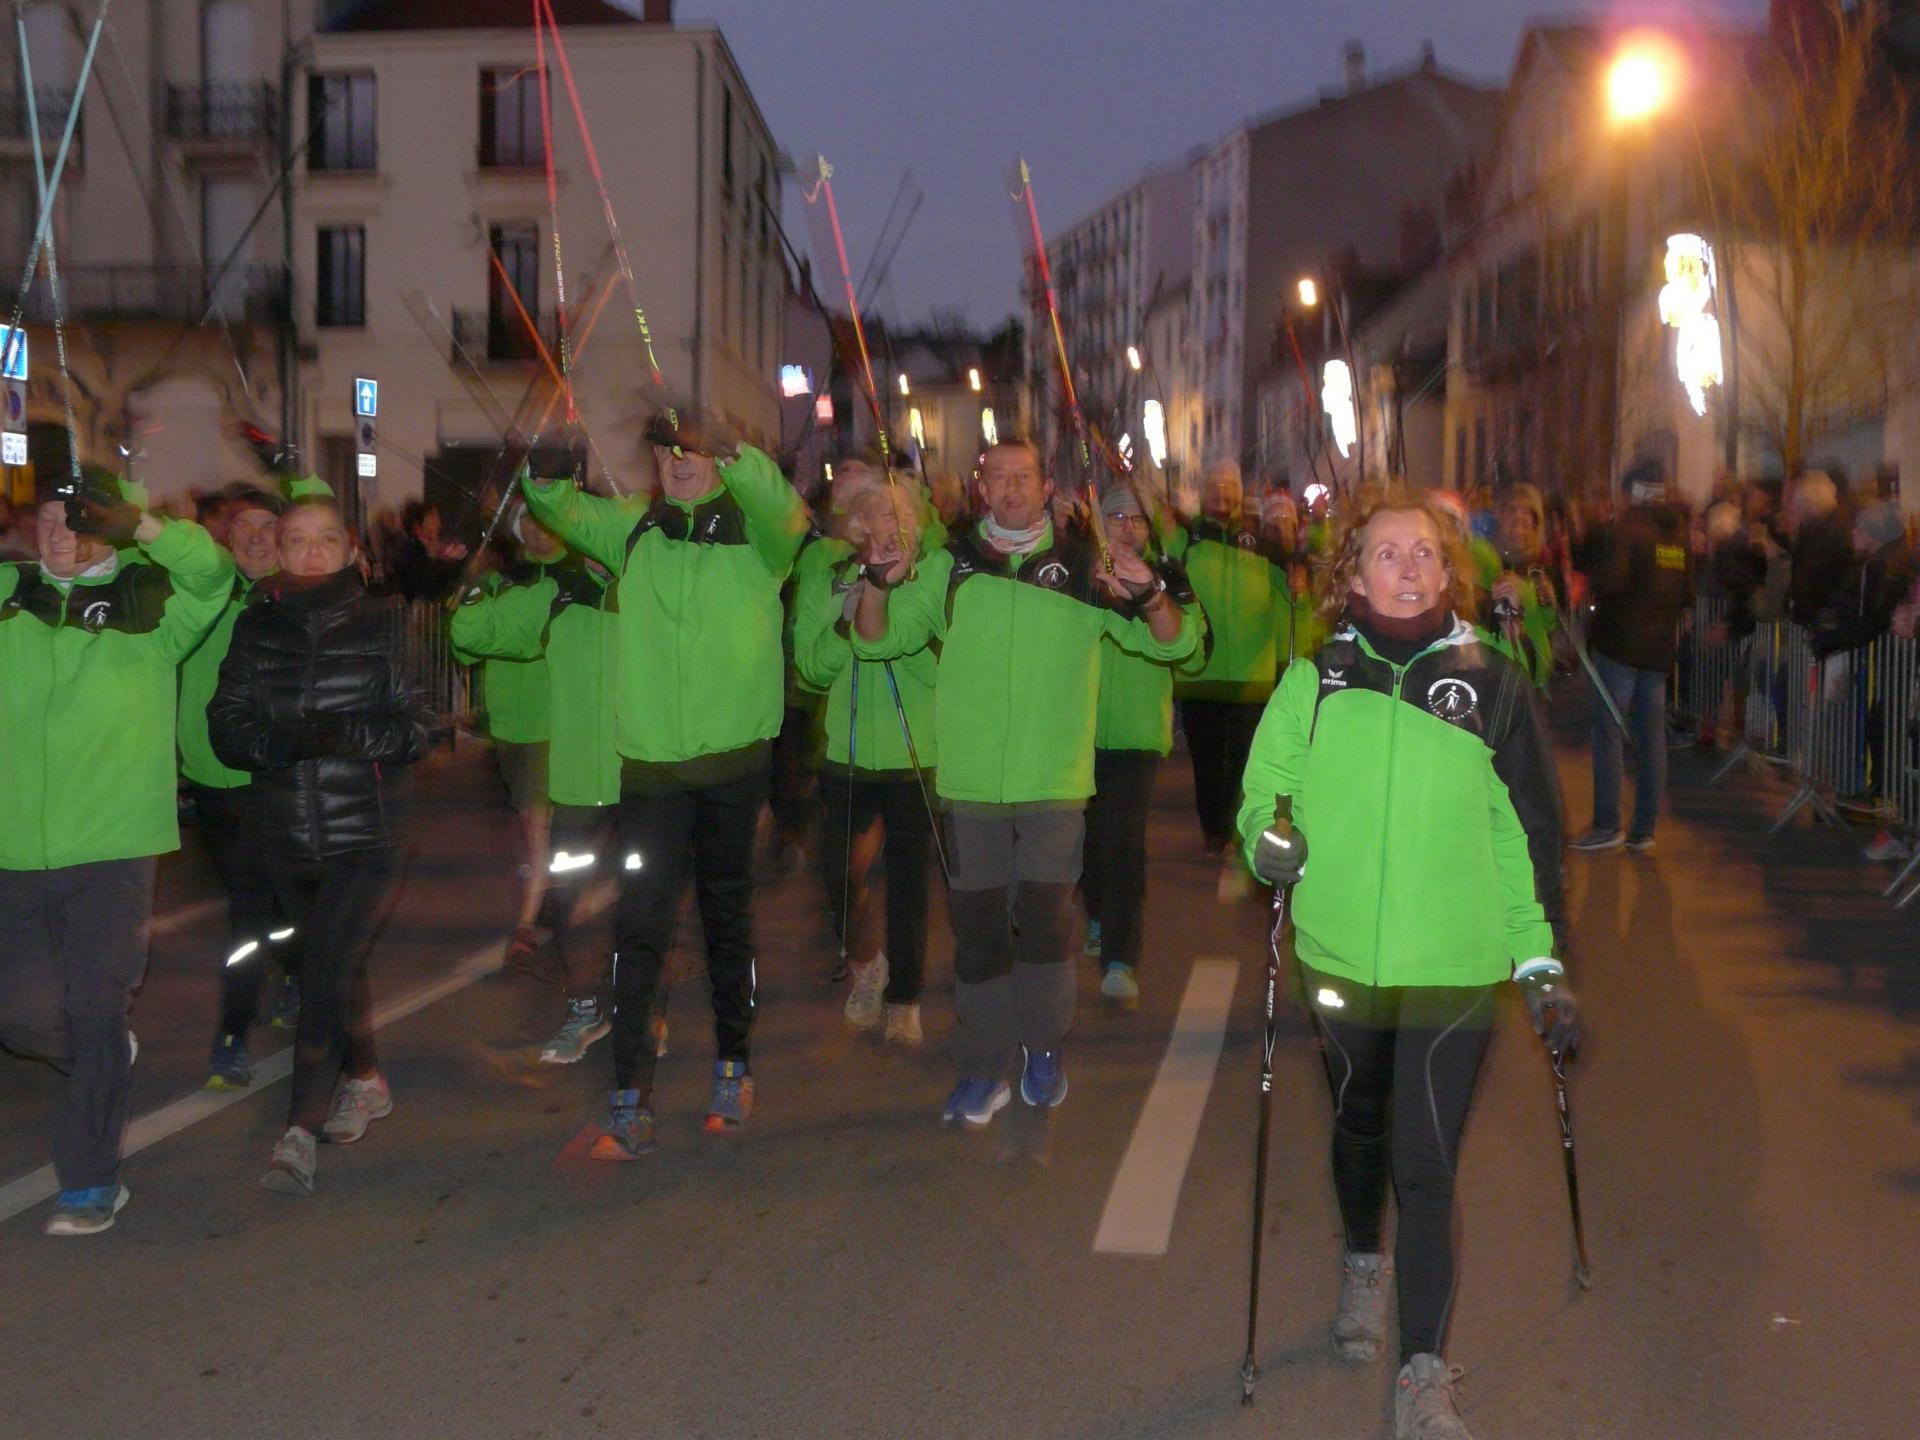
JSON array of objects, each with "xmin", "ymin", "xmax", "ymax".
[
  {"xmin": 204, "ymin": 1033, "xmax": 253, "ymax": 1090},
  {"xmin": 1019, "ymin": 1047, "xmax": 1068, "ymax": 1108},
  {"xmin": 590, "ymin": 1090, "xmax": 656, "ymax": 1161},
  {"xmin": 1331, "ymin": 1252, "xmax": 1391, "ymax": 1362},
  {"xmin": 270, "ymin": 975, "xmax": 301, "ymax": 1030},
  {"xmin": 1569, "ymin": 827, "xmax": 1624, "ymax": 852},
  {"xmin": 705, "ymin": 1060, "xmax": 754, "ymax": 1132},
  {"xmin": 261, "ymin": 1128, "xmax": 317, "ymax": 1196},
  {"xmin": 321, "ymin": 1073, "xmax": 393, "ymax": 1144},
  {"xmin": 1866, "ymin": 830, "xmax": 1911, "ymax": 862},
  {"xmin": 1625, "ymin": 833, "xmax": 1656, "ymax": 853},
  {"xmin": 1395, "ymin": 1354, "xmax": 1473, "ymax": 1440},
  {"xmin": 1083, "ymin": 919, "xmax": 1103, "ymax": 957},
  {"xmin": 882, "ymin": 1003, "xmax": 923, "ymax": 1048},
  {"xmin": 44, "ymin": 1184, "xmax": 130, "ymax": 1236},
  {"xmin": 844, "ymin": 953, "xmax": 889, "ymax": 1029},
  {"xmin": 539, "ymin": 1000, "xmax": 610, "ymax": 1065},
  {"xmin": 1100, "ymin": 963, "xmax": 1139, "ymax": 1008},
  {"xmin": 942, "ymin": 1077, "xmax": 1011, "ymax": 1128}
]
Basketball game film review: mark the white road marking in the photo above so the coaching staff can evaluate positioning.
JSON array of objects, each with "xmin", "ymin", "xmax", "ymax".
[
  {"xmin": 149, "ymin": 898, "xmax": 223, "ymax": 939},
  {"xmin": 0, "ymin": 881, "xmax": 616, "ymax": 1226},
  {"xmin": 1093, "ymin": 957, "xmax": 1239, "ymax": 1257}
]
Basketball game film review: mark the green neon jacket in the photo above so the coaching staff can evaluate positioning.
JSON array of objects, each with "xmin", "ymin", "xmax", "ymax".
[
  {"xmin": 791, "ymin": 536, "xmax": 937, "ymax": 774},
  {"xmin": 451, "ymin": 565, "xmax": 553, "ymax": 745},
  {"xmin": 1237, "ymin": 618, "xmax": 1565, "ymax": 989},
  {"xmin": 450, "ymin": 557, "xmax": 619, "ymax": 806},
  {"xmin": 855, "ymin": 522, "xmax": 1201, "ymax": 804},
  {"xmin": 178, "ymin": 572, "xmax": 263, "ymax": 788},
  {"xmin": 1094, "ymin": 551, "xmax": 1209, "ymax": 755},
  {"xmin": 1, "ymin": 520, "xmax": 234, "ymax": 870},
  {"xmin": 522, "ymin": 446, "xmax": 807, "ymax": 765},
  {"xmin": 1167, "ymin": 518, "xmax": 1308, "ymax": 702}
]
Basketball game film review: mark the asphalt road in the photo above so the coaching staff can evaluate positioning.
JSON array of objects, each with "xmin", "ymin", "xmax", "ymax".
[{"xmin": 3, "ymin": 715, "xmax": 1917, "ymax": 1440}]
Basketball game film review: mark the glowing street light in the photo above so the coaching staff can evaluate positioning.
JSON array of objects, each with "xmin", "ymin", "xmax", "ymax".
[
  {"xmin": 980, "ymin": 406, "xmax": 998, "ymax": 446},
  {"xmin": 1605, "ymin": 36, "xmax": 1681, "ymax": 126},
  {"xmin": 1126, "ymin": 345, "xmax": 1142, "ymax": 372},
  {"xmin": 1142, "ymin": 398, "xmax": 1168, "ymax": 468},
  {"xmin": 968, "ymin": 367, "xmax": 982, "ymax": 392},
  {"xmin": 898, "ymin": 373, "xmax": 911, "ymax": 397},
  {"xmin": 909, "ymin": 407, "xmax": 925, "ymax": 447},
  {"xmin": 1297, "ymin": 278, "xmax": 1318, "ymax": 309}
]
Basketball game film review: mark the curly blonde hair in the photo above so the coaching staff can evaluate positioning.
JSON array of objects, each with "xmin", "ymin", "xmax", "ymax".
[
  {"xmin": 1316, "ymin": 484, "xmax": 1478, "ymax": 627},
  {"xmin": 841, "ymin": 482, "xmax": 922, "ymax": 557}
]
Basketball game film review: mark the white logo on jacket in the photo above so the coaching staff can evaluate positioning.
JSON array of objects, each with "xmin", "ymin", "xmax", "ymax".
[
  {"xmin": 82, "ymin": 600, "xmax": 111, "ymax": 632},
  {"xmin": 1034, "ymin": 559, "xmax": 1069, "ymax": 589},
  {"xmin": 1426, "ymin": 677, "xmax": 1478, "ymax": 722}
]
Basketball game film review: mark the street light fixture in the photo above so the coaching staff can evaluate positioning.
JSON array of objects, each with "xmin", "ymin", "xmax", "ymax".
[
  {"xmin": 898, "ymin": 374, "xmax": 910, "ymax": 397},
  {"xmin": 1604, "ymin": 38, "xmax": 1680, "ymax": 128},
  {"xmin": 968, "ymin": 367, "xmax": 982, "ymax": 392},
  {"xmin": 1297, "ymin": 278, "xmax": 1318, "ymax": 309},
  {"xmin": 1126, "ymin": 345, "xmax": 1142, "ymax": 372}
]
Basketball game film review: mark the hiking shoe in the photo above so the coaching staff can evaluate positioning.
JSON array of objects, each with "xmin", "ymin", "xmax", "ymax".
[
  {"xmin": 205, "ymin": 1033, "xmax": 253, "ymax": 1090},
  {"xmin": 883, "ymin": 1002, "xmax": 923, "ymax": 1047},
  {"xmin": 844, "ymin": 952, "xmax": 888, "ymax": 1029},
  {"xmin": 1100, "ymin": 962, "xmax": 1139, "ymax": 1007},
  {"xmin": 1866, "ymin": 830, "xmax": 1912, "ymax": 862},
  {"xmin": 270, "ymin": 976, "xmax": 301, "ymax": 1030},
  {"xmin": 1395, "ymin": 1353, "xmax": 1473, "ymax": 1440},
  {"xmin": 704, "ymin": 1060, "xmax": 754, "ymax": 1132},
  {"xmin": 1019, "ymin": 1047, "xmax": 1068, "ymax": 1108},
  {"xmin": 1331, "ymin": 1251, "xmax": 1391, "ymax": 1362},
  {"xmin": 1570, "ymin": 827, "xmax": 1624, "ymax": 852},
  {"xmin": 261, "ymin": 1127, "xmax": 317, "ymax": 1196},
  {"xmin": 321, "ymin": 1073, "xmax": 393, "ymax": 1145},
  {"xmin": 1625, "ymin": 833, "xmax": 1656, "ymax": 853},
  {"xmin": 943, "ymin": 1077, "xmax": 1011, "ymax": 1128},
  {"xmin": 590, "ymin": 1089, "xmax": 656, "ymax": 1160},
  {"xmin": 1083, "ymin": 919, "xmax": 1103, "ymax": 957},
  {"xmin": 44, "ymin": 1184, "xmax": 130, "ymax": 1236},
  {"xmin": 539, "ymin": 1000, "xmax": 610, "ymax": 1065}
]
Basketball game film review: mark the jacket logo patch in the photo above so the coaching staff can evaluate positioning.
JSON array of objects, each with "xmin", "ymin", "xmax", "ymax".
[
  {"xmin": 702, "ymin": 512, "xmax": 724, "ymax": 542},
  {"xmin": 1236, "ymin": 532, "xmax": 1259, "ymax": 550},
  {"xmin": 82, "ymin": 599, "xmax": 112, "ymax": 632},
  {"xmin": 1426, "ymin": 677, "xmax": 1478, "ymax": 722},
  {"xmin": 1321, "ymin": 666, "xmax": 1348, "ymax": 690},
  {"xmin": 1033, "ymin": 559, "xmax": 1070, "ymax": 589}
]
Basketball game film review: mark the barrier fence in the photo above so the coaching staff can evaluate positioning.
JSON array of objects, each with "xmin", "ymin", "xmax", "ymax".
[
  {"xmin": 1669, "ymin": 595, "xmax": 1920, "ymax": 907},
  {"xmin": 367, "ymin": 596, "xmax": 470, "ymax": 736}
]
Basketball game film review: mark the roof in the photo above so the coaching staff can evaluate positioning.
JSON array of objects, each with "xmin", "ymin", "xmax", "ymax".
[
  {"xmin": 323, "ymin": 0, "xmax": 650, "ymax": 32},
  {"xmin": 1238, "ymin": 58, "xmax": 1503, "ymax": 147}
]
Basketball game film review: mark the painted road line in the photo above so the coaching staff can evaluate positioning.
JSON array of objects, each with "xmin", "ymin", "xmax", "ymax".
[
  {"xmin": 1093, "ymin": 957, "xmax": 1239, "ymax": 1257},
  {"xmin": 0, "ymin": 881, "xmax": 617, "ymax": 1226},
  {"xmin": 150, "ymin": 897, "xmax": 223, "ymax": 939}
]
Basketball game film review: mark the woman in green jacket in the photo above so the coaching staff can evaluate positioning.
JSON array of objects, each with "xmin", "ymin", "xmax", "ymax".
[{"xmin": 1238, "ymin": 491, "xmax": 1579, "ymax": 1440}]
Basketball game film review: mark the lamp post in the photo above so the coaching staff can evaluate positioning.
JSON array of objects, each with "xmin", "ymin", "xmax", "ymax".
[{"xmin": 1297, "ymin": 274, "xmax": 1370, "ymax": 487}]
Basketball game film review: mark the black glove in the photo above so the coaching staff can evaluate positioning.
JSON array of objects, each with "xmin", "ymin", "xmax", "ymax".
[
  {"xmin": 1517, "ymin": 963, "xmax": 1582, "ymax": 1056},
  {"xmin": 64, "ymin": 496, "xmax": 142, "ymax": 547},
  {"xmin": 645, "ymin": 403, "xmax": 741, "ymax": 463},
  {"xmin": 241, "ymin": 423, "xmax": 299, "ymax": 477},
  {"xmin": 1250, "ymin": 796, "xmax": 1307, "ymax": 887}
]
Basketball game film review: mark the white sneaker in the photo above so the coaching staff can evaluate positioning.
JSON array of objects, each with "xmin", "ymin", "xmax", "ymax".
[
  {"xmin": 1866, "ymin": 830, "xmax": 1911, "ymax": 862},
  {"xmin": 1395, "ymin": 1353, "xmax": 1473, "ymax": 1439},
  {"xmin": 883, "ymin": 1002, "xmax": 922, "ymax": 1047},
  {"xmin": 261, "ymin": 1127, "xmax": 317, "ymax": 1196},
  {"xmin": 321, "ymin": 1072, "xmax": 393, "ymax": 1144},
  {"xmin": 844, "ymin": 952, "xmax": 888, "ymax": 1029}
]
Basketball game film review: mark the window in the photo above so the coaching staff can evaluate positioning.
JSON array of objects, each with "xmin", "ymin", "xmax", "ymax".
[
  {"xmin": 316, "ymin": 225, "xmax": 365, "ymax": 327},
  {"xmin": 721, "ymin": 88, "xmax": 734, "ymax": 192},
  {"xmin": 479, "ymin": 67, "xmax": 544, "ymax": 168},
  {"xmin": 308, "ymin": 72, "xmax": 376, "ymax": 172},
  {"xmin": 487, "ymin": 223, "xmax": 540, "ymax": 358}
]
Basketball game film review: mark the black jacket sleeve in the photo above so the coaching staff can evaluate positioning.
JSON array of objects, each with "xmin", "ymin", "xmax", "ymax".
[
  {"xmin": 208, "ymin": 613, "xmax": 307, "ymax": 772},
  {"xmin": 1489, "ymin": 665, "xmax": 1569, "ymax": 956},
  {"xmin": 329, "ymin": 659, "xmax": 433, "ymax": 766}
]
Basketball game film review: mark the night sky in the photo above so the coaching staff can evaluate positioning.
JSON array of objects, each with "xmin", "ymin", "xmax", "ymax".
[{"xmin": 667, "ymin": 0, "xmax": 1771, "ymax": 331}]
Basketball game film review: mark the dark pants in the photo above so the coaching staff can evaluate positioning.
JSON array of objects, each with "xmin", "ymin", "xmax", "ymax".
[
  {"xmin": 0, "ymin": 858, "xmax": 156, "ymax": 1190},
  {"xmin": 189, "ymin": 783, "xmax": 294, "ymax": 1039},
  {"xmin": 610, "ymin": 759, "xmax": 768, "ymax": 1098},
  {"xmin": 545, "ymin": 804, "xmax": 619, "ymax": 1002},
  {"xmin": 1082, "ymin": 749, "xmax": 1160, "ymax": 973},
  {"xmin": 945, "ymin": 805, "xmax": 1083, "ymax": 1079},
  {"xmin": 266, "ymin": 847, "xmax": 402, "ymax": 1134},
  {"xmin": 1590, "ymin": 652, "xmax": 1667, "ymax": 840},
  {"xmin": 1180, "ymin": 699, "xmax": 1265, "ymax": 847},
  {"xmin": 769, "ymin": 703, "xmax": 819, "ymax": 849},
  {"xmin": 818, "ymin": 769, "xmax": 934, "ymax": 1003},
  {"xmin": 1308, "ymin": 973, "xmax": 1495, "ymax": 1364}
]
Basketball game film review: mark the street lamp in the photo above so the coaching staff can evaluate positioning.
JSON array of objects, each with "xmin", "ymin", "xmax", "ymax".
[
  {"xmin": 1296, "ymin": 273, "xmax": 1369, "ymax": 484},
  {"xmin": 1125, "ymin": 345, "xmax": 1142, "ymax": 372},
  {"xmin": 1296, "ymin": 278, "xmax": 1317, "ymax": 309},
  {"xmin": 1604, "ymin": 38, "xmax": 1680, "ymax": 129},
  {"xmin": 968, "ymin": 367, "xmax": 982, "ymax": 392},
  {"xmin": 898, "ymin": 373, "xmax": 910, "ymax": 397}
]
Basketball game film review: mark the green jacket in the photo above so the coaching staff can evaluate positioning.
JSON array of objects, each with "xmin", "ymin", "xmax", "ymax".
[
  {"xmin": 451, "ymin": 566, "xmax": 553, "ymax": 744},
  {"xmin": 1237, "ymin": 619, "xmax": 1564, "ymax": 989},
  {"xmin": 450, "ymin": 557, "xmax": 620, "ymax": 807},
  {"xmin": 791, "ymin": 536, "xmax": 937, "ymax": 774},
  {"xmin": 1167, "ymin": 518, "xmax": 1302, "ymax": 702},
  {"xmin": 522, "ymin": 445, "xmax": 807, "ymax": 765},
  {"xmin": 1, "ymin": 520, "xmax": 234, "ymax": 870},
  {"xmin": 178, "ymin": 572, "xmax": 262, "ymax": 788},
  {"xmin": 1094, "ymin": 551, "xmax": 1209, "ymax": 755},
  {"xmin": 855, "ymin": 523, "xmax": 1201, "ymax": 804}
]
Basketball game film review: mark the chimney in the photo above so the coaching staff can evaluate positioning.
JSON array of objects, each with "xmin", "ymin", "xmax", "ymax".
[
  {"xmin": 1343, "ymin": 40, "xmax": 1367, "ymax": 95},
  {"xmin": 643, "ymin": 0, "xmax": 674, "ymax": 21},
  {"xmin": 1419, "ymin": 40, "xmax": 1436, "ymax": 72}
]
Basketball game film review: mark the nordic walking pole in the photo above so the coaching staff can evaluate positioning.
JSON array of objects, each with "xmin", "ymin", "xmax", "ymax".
[
  {"xmin": 1243, "ymin": 794, "xmax": 1301, "ymax": 1403},
  {"xmin": 1550, "ymin": 1045, "xmax": 1593, "ymax": 1289},
  {"xmin": 830, "ymin": 659, "xmax": 859, "ymax": 985},
  {"xmin": 883, "ymin": 660, "xmax": 950, "ymax": 882}
]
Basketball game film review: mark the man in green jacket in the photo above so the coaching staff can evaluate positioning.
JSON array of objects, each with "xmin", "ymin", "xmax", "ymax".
[
  {"xmin": 1082, "ymin": 486, "xmax": 1208, "ymax": 1007},
  {"xmin": 0, "ymin": 468, "xmax": 232, "ymax": 1235},
  {"xmin": 451, "ymin": 507, "xmax": 625, "ymax": 1066},
  {"xmin": 854, "ymin": 439, "xmax": 1199, "ymax": 1126},
  {"xmin": 521, "ymin": 411, "xmax": 807, "ymax": 1155}
]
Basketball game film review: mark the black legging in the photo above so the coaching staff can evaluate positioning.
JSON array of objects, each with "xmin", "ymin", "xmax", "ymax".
[
  {"xmin": 1179, "ymin": 699, "xmax": 1265, "ymax": 848},
  {"xmin": 1081, "ymin": 748, "xmax": 1160, "ymax": 972},
  {"xmin": 191, "ymin": 783, "xmax": 297, "ymax": 1039},
  {"xmin": 817, "ymin": 769, "xmax": 934, "ymax": 1004},
  {"xmin": 1308, "ymin": 971, "xmax": 1495, "ymax": 1363}
]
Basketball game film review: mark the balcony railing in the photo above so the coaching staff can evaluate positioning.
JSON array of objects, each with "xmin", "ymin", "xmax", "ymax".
[
  {"xmin": 0, "ymin": 88, "xmax": 83, "ymax": 152},
  {"xmin": 166, "ymin": 82, "xmax": 278, "ymax": 146},
  {"xmin": 451, "ymin": 307, "xmax": 561, "ymax": 365},
  {"xmin": 0, "ymin": 264, "xmax": 289, "ymax": 325}
]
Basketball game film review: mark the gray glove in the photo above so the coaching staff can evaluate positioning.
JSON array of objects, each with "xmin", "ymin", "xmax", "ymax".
[
  {"xmin": 1517, "ymin": 960, "xmax": 1582, "ymax": 1056},
  {"xmin": 1250, "ymin": 796, "xmax": 1307, "ymax": 887}
]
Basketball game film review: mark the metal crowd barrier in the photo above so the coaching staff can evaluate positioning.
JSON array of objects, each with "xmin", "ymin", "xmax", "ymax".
[
  {"xmin": 367, "ymin": 596, "xmax": 470, "ymax": 734},
  {"xmin": 1674, "ymin": 595, "xmax": 1920, "ymax": 906}
]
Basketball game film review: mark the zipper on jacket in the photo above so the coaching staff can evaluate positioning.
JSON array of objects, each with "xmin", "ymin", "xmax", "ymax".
[{"xmin": 1365, "ymin": 634, "xmax": 1454, "ymax": 988}]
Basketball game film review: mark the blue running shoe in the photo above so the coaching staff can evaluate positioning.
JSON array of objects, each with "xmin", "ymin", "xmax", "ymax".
[
  {"xmin": 1083, "ymin": 919, "xmax": 1103, "ymax": 957},
  {"xmin": 204, "ymin": 1033, "xmax": 253, "ymax": 1090},
  {"xmin": 590, "ymin": 1089, "xmax": 655, "ymax": 1161},
  {"xmin": 44, "ymin": 1184, "xmax": 130, "ymax": 1236},
  {"xmin": 942, "ymin": 1077, "xmax": 1011, "ymax": 1128},
  {"xmin": 705, "ymin": 1060, "xmax": 754, "ymax": 1132},
  {"xmin": 1020, "ymin": 1047, "xmax": 1068, "ymax": 1107}
]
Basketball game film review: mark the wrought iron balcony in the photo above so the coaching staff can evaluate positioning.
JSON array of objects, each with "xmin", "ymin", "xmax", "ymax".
[
  {"xmin": 0, "ymin": 89, "xmax": 84, "ymax": 155},
  {"xmin": 450, "ymin": 307, "xmax": 562, "ymax": 365},
  {"xmin": 0, "ymin": 264, "xmax": 289, "ymax": 325},
  {"xmin": 166, "ymin": 82, "xmax": 279, "ymax": 147}
]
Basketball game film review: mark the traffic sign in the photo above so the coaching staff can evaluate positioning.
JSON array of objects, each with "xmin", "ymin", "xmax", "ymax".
[
  {"xmin": 0, "ymin": 325, "xmax": 26, "ymax": 382},
  {"xmin": 354, "ymin": 377, "xmax": 378, "ymax": 419},
  {"xmin": 357, "ymin": 452, "xmax": 377, "ymax": 478},
  {"xmin": 2, "ymin": 432, "xmax": 25, "ymax": 467}
]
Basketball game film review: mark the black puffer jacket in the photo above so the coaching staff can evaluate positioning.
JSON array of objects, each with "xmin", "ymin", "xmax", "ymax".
[{"xmin": 208, "ymin": 567, "xmax": 431, "ymax": 859}]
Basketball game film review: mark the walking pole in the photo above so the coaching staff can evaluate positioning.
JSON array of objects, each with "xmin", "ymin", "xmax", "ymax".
[
  {"xmin": 828, "ymin": 659, "xmax": 859, "ymax": 985},
  {"xmin": 1550, "ymin": 1045, "xmax": 1594, "ymax": 1289},
  {"xmin": 1242, "ymin": 795, "xmax": 1298, "ymax": 1403},
  {"xmin": 882, "ymin": 660, "xmax": 951, "ymax": 882}
]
